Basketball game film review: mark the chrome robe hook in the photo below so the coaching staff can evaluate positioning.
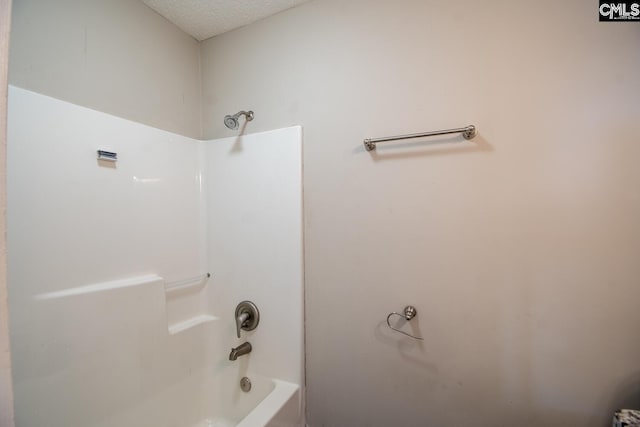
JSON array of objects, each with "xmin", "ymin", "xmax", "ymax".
[{"xmin": 386, "ymin": 305, "xmax": 424, "ymax": 340}]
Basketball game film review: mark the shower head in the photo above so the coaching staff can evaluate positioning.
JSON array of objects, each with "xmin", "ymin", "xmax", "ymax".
[
  {"xmin": 224, "ymin": 110, "xmax": 254, "ymax": 130},
  {"xmin": 224, "ymin": 115, "xmax": 239, "ymax": 130}
]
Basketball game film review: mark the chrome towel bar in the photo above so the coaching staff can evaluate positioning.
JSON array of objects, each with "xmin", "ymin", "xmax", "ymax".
[{"xmin": 364, "ymin": 125, "xmax": 477, "ymax": 151}]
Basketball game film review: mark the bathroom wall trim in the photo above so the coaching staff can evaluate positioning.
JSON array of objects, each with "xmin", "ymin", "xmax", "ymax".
[{"xmin": 0, "ymin": 0, "xmax": 15, "ymax": 426}]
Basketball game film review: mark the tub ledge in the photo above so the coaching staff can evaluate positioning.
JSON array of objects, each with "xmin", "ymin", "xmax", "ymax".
[{"xmin": 236, "ymin": 379, "xmax": 299, "ymax": 427}]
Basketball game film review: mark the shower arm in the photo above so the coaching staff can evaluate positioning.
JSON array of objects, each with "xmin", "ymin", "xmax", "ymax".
[
  {"xmin": 224, "ymin": 110, "xmax": 255, "ymax": 130},
  {"xmin": 234, "ymin": 111, "xmax": 254, "ymax": 121}
]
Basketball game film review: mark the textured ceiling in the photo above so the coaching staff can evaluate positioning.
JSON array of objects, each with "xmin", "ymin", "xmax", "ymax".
[{"xmin": 141, "ymin": 0, "xmax": 311, "ymax": 41}]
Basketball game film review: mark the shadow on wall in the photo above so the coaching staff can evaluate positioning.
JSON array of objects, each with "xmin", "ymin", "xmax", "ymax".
[
  {"xmin": 374, "ymin": 319, "xmax": 438, "ymax": 375},
  {"xmin": 223, "ymin": 112, "xmax": 253, "ymax": 154}
]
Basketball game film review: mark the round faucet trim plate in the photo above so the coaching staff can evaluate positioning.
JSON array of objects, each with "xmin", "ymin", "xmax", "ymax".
[{"xmin": 235, "ymin": 301, "xmax": 260, "ymax": 333}]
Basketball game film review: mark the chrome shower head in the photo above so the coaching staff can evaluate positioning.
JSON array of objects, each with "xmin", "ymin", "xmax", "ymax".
[
  {"xmin": 224, "ymin": 115, "xmax": 239, "ymax": 130},
  {"xmin": 224, "ymin": 110, "xmax": 254, "ymax": 130}
]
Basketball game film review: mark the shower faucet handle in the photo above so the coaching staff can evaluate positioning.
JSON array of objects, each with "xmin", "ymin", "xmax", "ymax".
[
  {"xmin": 236, "ymin": 311, "xmax": 250, "ymax": 338},
  {"xmin": 235, "ymin": 301, "xmax": 260, "ymax": 338}
]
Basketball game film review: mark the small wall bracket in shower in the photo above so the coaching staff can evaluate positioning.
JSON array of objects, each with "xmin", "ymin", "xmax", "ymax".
[
  {"xmin": 224, "ymin": 110, "xmax": 254, "ymax": 130},
  {"xmin": 97, "ymin": 150, "xmax": 117, "ymax": 162}
]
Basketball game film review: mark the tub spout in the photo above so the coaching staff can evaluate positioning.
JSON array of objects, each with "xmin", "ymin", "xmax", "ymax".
[{"xmin": 229, "ymin": 342, "xmax": 252, "ymax": 361}]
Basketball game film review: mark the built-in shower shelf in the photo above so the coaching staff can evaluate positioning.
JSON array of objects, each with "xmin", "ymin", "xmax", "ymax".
[
  {"xmin": 164, "ymin": 273, "xmax": 215, "ymax": 335},
  {"xmin": 168, "ymin": 314, "xmax": 218, "ymax": 335},
  {"xmin": 165, "ymin": 273, "xmax": 210, "ymax": 293},
  {"xmin": 35, "ymin": 274, "xmax": 163, "ymax": 300}
]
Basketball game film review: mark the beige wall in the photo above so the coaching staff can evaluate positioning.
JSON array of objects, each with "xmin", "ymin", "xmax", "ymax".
[
  {"xmin": 9, "ymin": 0, "xmax": 202, "ymax": 138},
  {"xmin": 0, "ymin": 0, "xmax": 14, "ymax": 425},
  {"xmin": 201, "ymin": 0, "xmax": 640, "ymax": 426}
]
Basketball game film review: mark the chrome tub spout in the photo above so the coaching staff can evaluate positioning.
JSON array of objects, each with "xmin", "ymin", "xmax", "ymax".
[{"xmin": 229, "ymin": 342, "xmax": 252, "ymax": 361}]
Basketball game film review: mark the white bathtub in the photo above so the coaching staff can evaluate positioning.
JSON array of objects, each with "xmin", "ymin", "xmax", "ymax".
[
  {"xmin": 194, "ymin": 372, "xmax": 301, "ymax": 427},
  {"xmin": 235, "ymin": 379, "xmax": 299, "ymax": 427},
  {"xmin": 8, "ymin": 88, "xmax": 304, "ymax": 427}
]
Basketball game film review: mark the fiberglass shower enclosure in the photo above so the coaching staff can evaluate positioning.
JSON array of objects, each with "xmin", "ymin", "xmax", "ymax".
[{"xmin": 6, "ymin": 87, "xmax": 304, "ymax": 426}]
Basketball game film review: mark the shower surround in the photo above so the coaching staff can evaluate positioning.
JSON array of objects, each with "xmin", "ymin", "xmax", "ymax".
[{"xmin": 6, "ymin": 86, "xmax": 303, "ymax": 427}]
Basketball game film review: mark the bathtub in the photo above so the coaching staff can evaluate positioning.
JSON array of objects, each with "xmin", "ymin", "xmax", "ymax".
[
  {"xmin": 7, "ymin": 87, "xmax": 304, "ymax": 427},
  {"xmin": 194, "ymin": 371, "xmax": 301, "ymax": 427}
]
